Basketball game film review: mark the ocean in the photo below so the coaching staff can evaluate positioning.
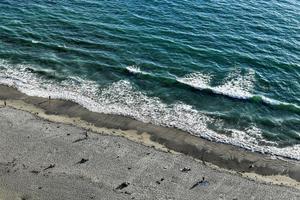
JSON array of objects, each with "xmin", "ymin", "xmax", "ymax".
[{"xmin": 0, "ymin": 0, "xmax": 299, "ymax": 159}]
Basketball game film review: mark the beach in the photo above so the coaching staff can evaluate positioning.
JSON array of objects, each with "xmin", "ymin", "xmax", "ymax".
[
  {"xmin": 0, "ymin": 85, "xmax": 299, "ymax": 200},
  {"xmin": 1, "ymin": 1, "xmax": 300, "ymax": 199}
]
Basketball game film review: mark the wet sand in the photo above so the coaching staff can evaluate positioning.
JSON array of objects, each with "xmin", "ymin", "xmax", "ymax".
[{"xmin": 0, "ymin": 84, "xmax": 300, "ymax": 199}]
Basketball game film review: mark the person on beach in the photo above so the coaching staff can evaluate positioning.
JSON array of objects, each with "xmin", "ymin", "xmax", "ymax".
[{"xmin": 190, "ymin": 177, "xmax": 209, "ymax": 189}]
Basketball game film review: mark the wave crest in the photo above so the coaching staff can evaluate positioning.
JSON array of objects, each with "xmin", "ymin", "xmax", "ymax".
[
  {"xmin": 177, "ymin": 69, "xmax": 254, "ymax": 99},
  {"xmin": 126, "ymin": 65, "xmax": 149, "ymax": 75},
  {"xmin": 177, "ymin": 69, "xmax": 300, "ymax": 113}
]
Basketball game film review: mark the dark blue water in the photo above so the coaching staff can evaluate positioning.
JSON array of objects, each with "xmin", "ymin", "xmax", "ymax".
[{"xmin": 0, "ymin": 0, "xmax": 299, "ymax": 159}]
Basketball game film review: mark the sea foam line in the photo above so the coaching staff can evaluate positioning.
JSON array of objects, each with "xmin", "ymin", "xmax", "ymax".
[
  {"xmin": 177, "ymin": 69, "xmax": 255, "ymax": 99},
  {"xmin": 126, "ymin": 65, "xmax": 150, "ymax": 75},
  {"xmin": 126, "ymin": 65, "xmax": 255, "ymax": 100},
  {"xmin": 176, "ymin": 70, "xmax": 300, "ymax": 111},
  {"xmin": 0, "ymin": 59, "xmax": 300, "ymax": 160},
  {"xmin": 126, "ymin": 65, "xmax": 300, "ymax": 111}
]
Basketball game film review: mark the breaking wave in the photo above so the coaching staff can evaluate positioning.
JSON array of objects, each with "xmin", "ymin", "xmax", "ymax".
[
  {"xmin": 126, "ymin": 65, "xmax": 150, "ymax": 75},
  {"xmin": 177, "ymin": 70, "xmax": 300, "ymax": 113},
  {"xmin": 0, "ymin": 59, "xmax": 300, "ymax": 160},
  {"xmin": 177, "ymin": 69, "xmax": 255, "ymax": 99}
]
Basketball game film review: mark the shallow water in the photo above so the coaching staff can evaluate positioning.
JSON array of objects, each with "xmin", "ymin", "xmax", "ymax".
[{"xmin": 0, "ymin": 0, "xmax": 299, "ymax": 159}]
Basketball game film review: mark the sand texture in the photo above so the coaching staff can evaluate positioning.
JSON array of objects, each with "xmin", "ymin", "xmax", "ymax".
[{"xmin": 0, "ymin": 107, "xmax": 299, "ymax": 200}]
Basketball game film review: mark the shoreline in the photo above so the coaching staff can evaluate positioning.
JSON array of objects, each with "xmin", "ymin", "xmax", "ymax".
[
  {"xmin": 0, "ymin": 84, "xmax": 299, "ymax": 185},
  {"xmin": 1, "ymin": 107, "xmax": 299, "ymax": 199}
]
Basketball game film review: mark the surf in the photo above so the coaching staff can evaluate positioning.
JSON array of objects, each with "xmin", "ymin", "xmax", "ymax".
[
  {"xmin": 176, "ymin": 70, "xmax": 300, "ymax": 114},
  {"xmin": 0, "ymin": 59, "xmax": 300, "ymax": 160}
]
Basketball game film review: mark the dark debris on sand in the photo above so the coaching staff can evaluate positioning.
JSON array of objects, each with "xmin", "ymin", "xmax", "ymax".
[
  {"xmin": 43, "ymin": 164, "xmax": 55, "ymax": 171},
  {"xmin": 115, "ymin": 182, "xmax": 130, "ymax": 190},
  {"xmin": 77, "ymin": 158, "xmax": 89, "ymax": 164}
]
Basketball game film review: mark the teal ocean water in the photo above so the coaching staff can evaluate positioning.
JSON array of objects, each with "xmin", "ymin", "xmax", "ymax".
[{"xmin": 0, "ymin": 0, "xmax": 300, "ymax": 159}]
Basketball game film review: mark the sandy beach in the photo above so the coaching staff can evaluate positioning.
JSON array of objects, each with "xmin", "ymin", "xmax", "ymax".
[
  {"xmin": 1, "ymin": 0, "xmax": 299, "ymax": 199},
  {"xmin": 0, "ymin": 85, "xmax": 300, "ymax": 199}
]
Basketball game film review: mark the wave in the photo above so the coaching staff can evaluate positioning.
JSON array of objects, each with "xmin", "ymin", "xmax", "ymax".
[
  {"xmin": 252, "ymin": 95, "xmax": 300, "ymax": 114},
  {"xmin": 177, "ymin": 69, "xmax": 255, "ymax": 99},
  {"xmin": 176, "ymin": 70, "xmax": 300, "ymax": 114},
  {"xmin": 0, "ymin": 59, "xmax": 300, "ymax": 160},
  {"xmin": 126, "ymin": 65, "xmax": 150, "ymax": 75},
  {"xmin": 125, "ymin": 66, "xmax": 300, "ymax": 113},
  {"xmin": 31, "ymin": 40, "xmax": 39, "ymax": 44}
]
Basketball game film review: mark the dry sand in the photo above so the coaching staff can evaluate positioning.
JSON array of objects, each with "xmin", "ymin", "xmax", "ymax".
[
  {"xmin": 0, "ymin": 85, "xmax": 300, "ymax": 199},
  {"xmin": 0, "ymin": 107, "xmax": 299, "ymax": 200}
]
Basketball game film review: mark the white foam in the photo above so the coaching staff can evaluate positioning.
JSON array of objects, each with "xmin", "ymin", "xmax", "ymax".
[
  {"xmin": 0, "ymin": 59, "xmax": 300, "ymax": 160},
  {"xmin": 261, "ymin": 95, "xmax": 300, "ymax": 110},
  {"xmin": 177, "ymin": 70, "xmax": 300, "ymax": 112},
  {"xmin": 177, "ymin": 72, "xmax": 212, "ymax": 89},
  {"xmin": 126, "ymin": 65, "xmax": 150, "ymax": 75},
  {"xmin": 31, "ymin": 40, "xmax": 39, "ymax": 44},
  {"xmin": 177, "ymin": 69, "xmax": 254, "ymax": 99},
  {"xmin": 214, "ymin": 69, "xmax": 255, "ymax": 99}
]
